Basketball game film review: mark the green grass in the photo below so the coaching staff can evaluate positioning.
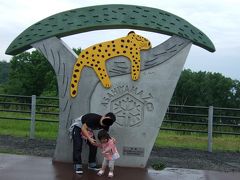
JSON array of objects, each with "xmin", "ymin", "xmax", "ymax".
[
  {"xmin": 155, "ymin": 130, "xmax": 240, "ymax": 152},
  {"xmin": 0, "ymin": 119, "xmax": 58, "ymax": 139},
  {"xmin": 151, "ymin": 162, "xmax": 166, "ymax": 170},
  {"xmin": 0, "ymin": 111, "xmax": 58, "ymax": 139}
]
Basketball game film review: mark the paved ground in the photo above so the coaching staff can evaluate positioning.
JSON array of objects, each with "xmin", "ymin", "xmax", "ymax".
[
  {"xmin": 0, "ymin": 135, "xmax": 239, "ymax": 172},
  {"xmin": 0, "ymin": 154, "xmax": 240, "ymax": 180}
]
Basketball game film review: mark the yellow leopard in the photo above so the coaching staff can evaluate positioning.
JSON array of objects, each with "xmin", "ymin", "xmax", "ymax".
[{"xmin": 70, "ymin": 31, "xmax": 151, "ymax": 97}]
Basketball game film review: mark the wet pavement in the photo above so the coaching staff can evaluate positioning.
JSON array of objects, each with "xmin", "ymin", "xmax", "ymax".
[{"xmin": 0, "ymin": 153, "xmax": 239, "ymax": 180}]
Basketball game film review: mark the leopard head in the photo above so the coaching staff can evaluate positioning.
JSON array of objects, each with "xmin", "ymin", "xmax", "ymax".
[{"xmin": 128, "ymin": 31, "xmax": 151, "ymax": 50}]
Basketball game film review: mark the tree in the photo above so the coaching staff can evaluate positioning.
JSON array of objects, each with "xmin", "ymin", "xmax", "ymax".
[
  {"xmin": 73, "ymin": 48, "xmax": 81, "ymax": 55},
  {"xmin": 0, "ymin": 61, "xmax": 10, "ymax": 84},
  {"xmin": 5, "ymin": 51, "xmax": 57, "ymax": 96},
  {"xmin": 231, "ymin": 80, "xmax": 240, "ymax": 108},
  {"xmin": 171, "ymin": 69, "xmax": 239, "ymax": 108}
]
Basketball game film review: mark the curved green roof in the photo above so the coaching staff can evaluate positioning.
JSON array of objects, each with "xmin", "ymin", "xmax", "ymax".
[{"xmin": 6, "ymin": 4, "xmax": 215, "ymax": 55}]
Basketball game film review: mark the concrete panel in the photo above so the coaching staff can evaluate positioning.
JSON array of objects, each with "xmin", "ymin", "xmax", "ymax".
[
  {"xmin": 91, "ymin": 43, "xmax": 191, "ymax": 167},
  {"xmin": 32, "ymin": 35, "xmax": 191, "ymax": 167}
]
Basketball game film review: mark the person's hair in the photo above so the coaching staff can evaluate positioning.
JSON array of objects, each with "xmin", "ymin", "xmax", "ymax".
[
  {"xmin": 97, "ymin": 129, "xmax": 111, "ymax": 141},
  {"xmin": 102, "ymin": 112, "xmax": 116, "ymax": 126}
]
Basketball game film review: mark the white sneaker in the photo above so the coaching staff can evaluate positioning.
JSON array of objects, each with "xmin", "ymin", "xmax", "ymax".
[
  {"xmin": 97, "ymin": 169, "xmax": 105, "ymax": 176},
  {"xmin": 108, "ymin": 171, "xmax": 114, "ymax": 178}
]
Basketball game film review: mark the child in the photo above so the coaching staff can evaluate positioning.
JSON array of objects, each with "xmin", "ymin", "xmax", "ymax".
[{"xmin": 97, "ymin": 129, "xmax": 120, "ymax": 178}]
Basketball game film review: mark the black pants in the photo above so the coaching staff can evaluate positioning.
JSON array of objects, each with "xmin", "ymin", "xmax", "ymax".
[{"xmin": 72, "ymin": 126, "xmax": 97, "ymax": 164}]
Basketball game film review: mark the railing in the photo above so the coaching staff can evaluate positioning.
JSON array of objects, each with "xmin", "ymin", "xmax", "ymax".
[
  {"xmin": 0, "ymin": 94, "xmax": 59, "ymax": 139},
  {"xmin": 163, "ymin": 104, "xmax": 240, "ymax": 152},
  {"xmin": 0, "ymin": 94, "xmax": 240, "ymax": 152},
  {"xmin": 0, "ymin": 94, "xmax": 58, "ymax": 122},
  {"xmin": 164, "ymin": 104, "xmax": 240, "ymax": 135}
]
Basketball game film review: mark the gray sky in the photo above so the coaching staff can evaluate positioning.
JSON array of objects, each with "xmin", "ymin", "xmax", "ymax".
[{"xmin": 1, "ymin": 0, "xmax": 240, "ymax": 80}]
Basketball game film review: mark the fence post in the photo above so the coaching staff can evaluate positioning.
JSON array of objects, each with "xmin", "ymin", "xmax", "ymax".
[
  {"xmin": 30, "ymin": 95, "xmax": 36, "ymax": 139},
  {"xmin": 208, "ymin": 106, "xmax": 213, "ymax": 152}
]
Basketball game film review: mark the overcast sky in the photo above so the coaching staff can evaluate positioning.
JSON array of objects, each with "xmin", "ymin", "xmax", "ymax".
[{"xmin": 1, "ymin": 0, "xmax": 240, "ymax": 80}]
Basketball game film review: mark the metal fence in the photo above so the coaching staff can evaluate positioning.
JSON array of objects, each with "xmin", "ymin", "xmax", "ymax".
[
  {"xmin": 0, "ymin": 94, "xmax": 240, "ymax": 152},
  {"xmin": 0, "ymin": 94, "xmax": 59, "ymax": 139},
  {"xmin": 164, "ymin": 104, "xmax": 240, "ymax": 135}
]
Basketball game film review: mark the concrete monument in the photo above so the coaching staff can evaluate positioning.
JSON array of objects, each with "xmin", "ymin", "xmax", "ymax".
[{"xmin": 6, "ymin": 4, "xmax": 215, "ymax": 168}]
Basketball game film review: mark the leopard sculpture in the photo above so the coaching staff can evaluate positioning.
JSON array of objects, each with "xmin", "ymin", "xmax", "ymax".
[{"xmin": 70, "ymin": 31, "xmax": 151, "ymax": 97}]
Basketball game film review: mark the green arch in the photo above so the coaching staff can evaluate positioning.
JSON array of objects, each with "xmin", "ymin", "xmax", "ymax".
[{"xmin": 6, "ymin": 4, "xmax": 215, "ymax": 55}]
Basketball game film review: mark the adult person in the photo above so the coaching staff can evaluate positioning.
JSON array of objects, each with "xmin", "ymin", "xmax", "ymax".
[{"xmin": 69, "ymin": 112, "xmax": 116, "ymax": 175}]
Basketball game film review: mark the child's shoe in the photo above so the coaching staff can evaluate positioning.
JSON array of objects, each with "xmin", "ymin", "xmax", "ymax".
[
  {"xmin": 97, "ymin": 169, "xmax": 105, "ymax": 176},
  {"xmin": 108, "ymin": 171, "xmax": 114, "ymax": 178}
]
